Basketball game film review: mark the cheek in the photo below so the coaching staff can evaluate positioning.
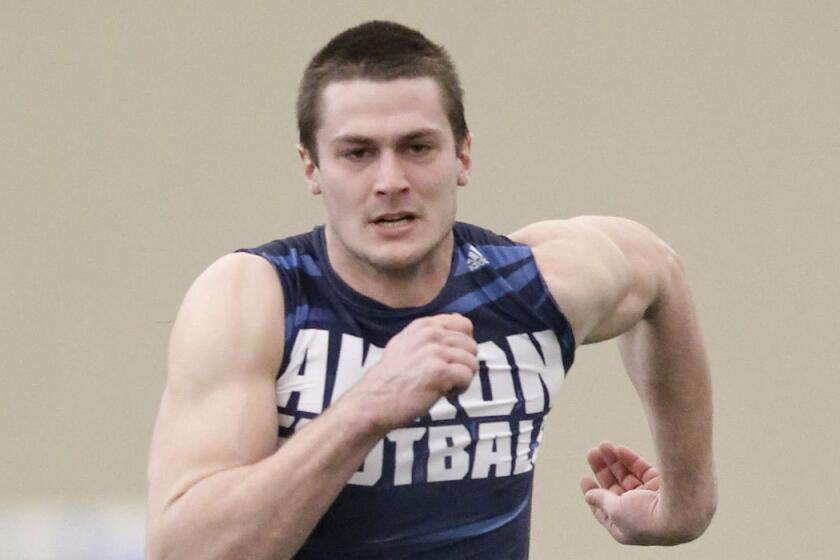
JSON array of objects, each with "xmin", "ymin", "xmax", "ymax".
[
  {"xmin": 323, "ymin": 192, "xmax": 351, "ymax": 219},
  {"xmin": 320, "ymin": 182, "xmax": 367, "ymax": 225},
  {"xmin": 415, "ymin": 163, "xmax": 458, "ymax": 194}
]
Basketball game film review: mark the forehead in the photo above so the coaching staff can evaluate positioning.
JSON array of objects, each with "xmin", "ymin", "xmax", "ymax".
[{"xmin": 317, "ymin": 77, "xmax": 450, "ymax": 143}]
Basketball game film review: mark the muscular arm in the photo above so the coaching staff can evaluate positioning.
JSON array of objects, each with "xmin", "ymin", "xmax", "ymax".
[
  {"xmin": 146, "ymin": 253, "xmax": 384, "ymax": 559},
  {"xmin": 146, "ymin": 253, "xmax": 478, "ymax": 560},
  {"xmin": 510, "ymin": 216, "xmax": 716, "ymax": 544}
]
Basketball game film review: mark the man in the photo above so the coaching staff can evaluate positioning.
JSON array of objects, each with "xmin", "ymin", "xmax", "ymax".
[{"xmin": 146, "ymin": 21, "xmax": 716, "ymax": 559}]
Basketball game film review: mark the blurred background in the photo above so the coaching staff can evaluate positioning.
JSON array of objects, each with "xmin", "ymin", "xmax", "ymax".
[{"xmin": 2, "ymin": 1, "xmax": 838, "ymax": 558}]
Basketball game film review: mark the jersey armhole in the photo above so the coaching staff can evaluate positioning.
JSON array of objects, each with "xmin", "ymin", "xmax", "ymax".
[
  {"xmin": 511, "ymin": 240, "xmax": 577, "ymax": 371},
  {"xmin": 233, "ymin": 248, "xmax": 295, "ymax": 379}
]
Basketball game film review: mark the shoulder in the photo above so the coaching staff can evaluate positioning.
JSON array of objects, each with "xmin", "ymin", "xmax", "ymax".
[
  {"xmin": 168, "ymin": 252, "xmax": 285, "ymax": 394},
  {"xmin": 180, "ymin": 252, "xmax": 284, "ymax": 320},
  {"xmin": 510, "ymin": 217, "xmax": 663, "ymax": 283},
  {"xmin": 509, "ymin": 216, "xmax": 658, "ymax": 248},
  {"xmin": 509, "ymin": 217, "xmax": 677, "ymax": 345}
]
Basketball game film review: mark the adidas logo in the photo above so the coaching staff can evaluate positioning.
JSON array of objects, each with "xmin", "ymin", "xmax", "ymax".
[{"xmin": 466, "ymin": 244, "xmax": 489, "ymax": 271}]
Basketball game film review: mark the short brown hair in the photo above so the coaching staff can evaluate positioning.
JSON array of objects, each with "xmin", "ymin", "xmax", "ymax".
[{"xmin": 297, "ymin": 21, "xmax": 468, "ymax": 166}]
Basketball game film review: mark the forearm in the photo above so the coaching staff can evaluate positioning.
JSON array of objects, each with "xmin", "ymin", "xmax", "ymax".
[
  {"xmin": 618, "ymin": 256, "xmax": 716, "ymax": 538},
  {"xmin": 148, "ymin": 393, "xmax": 384, "ymax": 560}
]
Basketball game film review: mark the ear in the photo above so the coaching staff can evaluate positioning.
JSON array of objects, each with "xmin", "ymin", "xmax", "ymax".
[
  {"xmin": 298, "ymin": 144, "xmax": 321, "ymax": 195},
  {"xmin": 456, "ymin": 133, "xmax": 472, "ymax": 187}
]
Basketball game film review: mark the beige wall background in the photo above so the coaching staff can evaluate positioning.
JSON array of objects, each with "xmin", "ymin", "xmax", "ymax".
[{"xmin": 2, "ymin": 1, "xmax": 838, "ymax": 558}]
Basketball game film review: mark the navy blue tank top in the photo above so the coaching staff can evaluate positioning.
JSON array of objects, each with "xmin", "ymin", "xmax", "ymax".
[{"xmin": 237, "ymin": 222, "xmax": 575, "ymax": 559}]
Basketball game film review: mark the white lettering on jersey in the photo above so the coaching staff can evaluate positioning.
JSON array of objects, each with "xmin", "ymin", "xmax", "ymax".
[
  {"xmin": 279, "ymin": 328, "xmax": 329, "ymax": 414},
  {"xmin": 513, "ymin": 420, "xmax": 534, "ymax": 475},
  {"xmin": 458, "ymin": 340, "xmax": 516, "ymax": 418},
  {"xmin": 277, "ymin": 328, "xmax": 567, "ymax": 486},
  {"xmin": 349, "ymin": 439, "xmax": 383, "ymax": 486},
  {"xmin": 332, "ymin": 333, "xmax": 384, "ymax": 402},
  {"xmin": 387, "ymin": 427, "xmax": 426, "ymax": 485},
  {"xmin": 507, "ymin": 330, "xmax": 566, "ymax": 413},
  {"xmin": 471, "ymin": 421, "xmax": 513, "ymax": 479},
  {"xmin": 531, "ymin": 423, "xmax": 545, "ymax": 465},
  {"xmin": 427, "ymin": 425, "xmax": 471, "ymax": 482},
  {"xmin": 428, "ymin": 396, "xmax": 458, "ymax": 421}
]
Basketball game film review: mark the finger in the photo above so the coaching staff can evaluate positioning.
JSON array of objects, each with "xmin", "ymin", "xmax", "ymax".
[
  {"xmin": 583, "ymin": 488, "xmax": 619, "ymax": 527},
  {"xmin": 444, "ymin": 362, "xmax": 478, "ymax": 395},
  {"xmin": 584, "ymin": 489, "xmax": 629, "ymax": 544},
  {"xmin": 588, "ymin": 502, "xmax": 609, "ymax": 528},
  {"xmin": 617, "ymin": 446, "xmax": 658, "ymax": 484},
  {"xmin": 583, "ymin": 488, "xmax": 607, "ymax": 526},
  {"xmin": 589, "ymin": 442, "xmax": 632, "ymax": 493},
  {"xmin": 587, "ymin": 446, "xmax": 620, "ymax": 491},
  {"xmin": 580, "ymin": 476, "xmax": 599, "ymax": 495},
  {"xmin": 443, "ymin": 330, "xmax": 478, "ymax": 355},
  {"xmin": 414, "ymin": 319, "xmax": 475, "ymax": 352},
  {"xmin": 441, "ymin": 346, "xmax": 479, "ymax": 373},
  {"xmin": 600, "ymin": 442, "xmax": 642, "ymax": 493},
  {"xmin": 615, "ymin": 445, "xmax": 660, "ymax": 489},
  {"xmin": 437, "ymin": 313, "xmax": 473, "ymax": 336}
]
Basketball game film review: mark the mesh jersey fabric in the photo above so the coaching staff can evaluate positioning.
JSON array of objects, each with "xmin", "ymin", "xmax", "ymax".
[{"xmin": 236, "ymin": 222, "xmax": 576, "ymax": 559}]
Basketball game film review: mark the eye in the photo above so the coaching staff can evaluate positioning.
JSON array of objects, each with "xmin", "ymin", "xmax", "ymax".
[
  {"xmin": 405, "ymin": 143, "xmax": 432, "ymax": 156},
  {"xmin": 344, "ymin": 147, "xmax": 372, "ymax": 161}
]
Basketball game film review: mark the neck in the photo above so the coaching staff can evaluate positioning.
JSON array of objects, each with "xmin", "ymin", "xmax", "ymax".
[{"xmin": 325, "ymin": 227, "xmax": 454, "ymax": 308}]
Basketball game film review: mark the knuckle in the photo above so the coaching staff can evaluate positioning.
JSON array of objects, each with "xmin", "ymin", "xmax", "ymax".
[
  {"xmin": 433, "ymin": 372, "xmax": 456, "ymax": 394},
  {"xmin": 425, "ymin": 327, "xmax": 445, "ymax": 343},
  {"xmin": 430, "ymin": 346, "xmax": 450, "ymax": 363},
  {"xmin": 409, "ymin": 316, "xmax": 435, "ymax": 331},
  {"xmin": 452, "ymin": 313, "xmax": 472, "ymax": 330}
]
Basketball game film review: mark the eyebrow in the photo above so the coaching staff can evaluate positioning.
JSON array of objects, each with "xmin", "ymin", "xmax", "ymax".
[
  {"xmin": 331, "ymin": 128, "xmax": 443, "ymax": 146},
  {"xmin": 400, "ymin": 128, "xmax": 443, "ymax": 142},
  {"xmin": 331, "ymin": 135, "xmax": 374, "ymax": 146}
]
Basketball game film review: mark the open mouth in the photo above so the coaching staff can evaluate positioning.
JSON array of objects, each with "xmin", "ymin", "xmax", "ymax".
[{"xmin": 373, "ymin": 214, "xmax": 416, "ymax": 228}]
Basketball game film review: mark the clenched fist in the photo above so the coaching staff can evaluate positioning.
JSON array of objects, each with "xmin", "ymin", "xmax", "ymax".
[{"xmin": 348, "ymin": 313, "xmax": 479, "ymax": 433}]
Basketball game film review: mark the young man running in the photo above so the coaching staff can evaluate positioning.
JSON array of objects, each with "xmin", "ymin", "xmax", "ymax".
[{"xmin": 147, "ymin": 21, "xmax": 716, "ymax": 559}]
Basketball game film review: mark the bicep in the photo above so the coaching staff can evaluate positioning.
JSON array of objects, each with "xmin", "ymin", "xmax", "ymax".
[{"xmin": 147, "ymin": 253, "xmax": 284, "ymax": 514}]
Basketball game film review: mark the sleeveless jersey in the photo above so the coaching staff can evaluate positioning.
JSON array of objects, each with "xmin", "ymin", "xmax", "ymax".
[{"xmin": 237, "ymin": 222, "xmax": 576, "ymax": 559}]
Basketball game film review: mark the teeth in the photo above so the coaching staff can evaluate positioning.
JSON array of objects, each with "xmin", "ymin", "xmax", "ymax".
[
  {"xmin": 377, "ymin": 216, "xmax": 411, "ymax": 228},
  {"xmin": 376, "ymin": 216, "xmax": 412, "ymax": 227}
]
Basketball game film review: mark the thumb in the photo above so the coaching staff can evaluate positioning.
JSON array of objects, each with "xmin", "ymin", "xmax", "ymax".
[
  {"xmin": 584, "ymin": 488, "xmax": 630, "ymax": 544},
  {"xmin": 584, "ymin": 488, "xmax": 618, "ymax": 515},
  {"xmin": 584, "ymin": 488, "xmax": 621, "ymax": 535}
]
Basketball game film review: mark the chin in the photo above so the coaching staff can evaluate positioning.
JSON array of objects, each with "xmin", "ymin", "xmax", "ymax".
[
  {"xmin": 363, "ymin": 244, "xmax": 430, "ymax": 273},
  {"xmin": 331, "ymin": 221, "xmax": 454, "ymax": 276}
]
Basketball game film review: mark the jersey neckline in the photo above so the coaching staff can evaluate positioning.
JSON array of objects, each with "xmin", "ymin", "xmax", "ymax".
[{"xmin": 312, "ymin": 224, "xmax": 464, "ymax": 319}]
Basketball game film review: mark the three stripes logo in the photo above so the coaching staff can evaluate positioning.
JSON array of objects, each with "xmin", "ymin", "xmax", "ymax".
[{"xmin": 466, "ymin": 244, "xmax": 489, "ymax": 271}]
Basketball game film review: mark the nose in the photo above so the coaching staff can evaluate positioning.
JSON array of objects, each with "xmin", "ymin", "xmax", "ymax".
[{"xmin": 373, "ymin": 150, "xmax": 410, "ymax": 195}]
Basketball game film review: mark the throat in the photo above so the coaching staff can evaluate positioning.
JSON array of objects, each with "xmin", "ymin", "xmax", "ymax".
[
  {"xmin": 325, "ymin": 227, "xmax": 454, "ymax": 308},
  {"xmin": 365, "ymin": 265, "xmax": 448, "ymax": 308}
]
